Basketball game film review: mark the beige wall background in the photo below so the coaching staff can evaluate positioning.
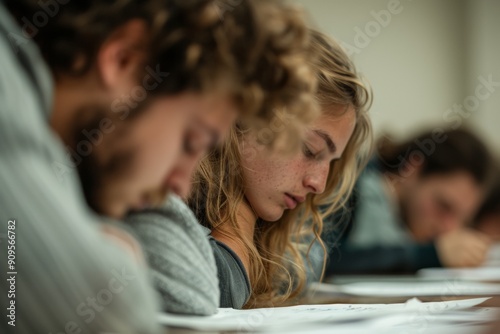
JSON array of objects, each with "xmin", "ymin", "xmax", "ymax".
[{"xmin": 292, "ymin": 0, "xmax": 500, "ymax": 154}]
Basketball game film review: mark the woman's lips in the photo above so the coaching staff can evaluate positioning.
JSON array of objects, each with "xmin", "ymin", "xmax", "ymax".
[{"xmin": 284, "ymin": 193, "xmax": 298, "ymax": 209}]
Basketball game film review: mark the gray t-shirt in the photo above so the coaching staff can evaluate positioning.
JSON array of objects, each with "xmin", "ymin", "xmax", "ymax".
[
  {"xmin": 0, "ymin": 5, "xmax": 161, "ymax": 333},
  {"xmin": 209, "ymin": 236, "xmax": 251, "ymax": 308}
]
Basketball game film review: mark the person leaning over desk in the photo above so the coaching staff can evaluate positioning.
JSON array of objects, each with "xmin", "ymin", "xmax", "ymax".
[
  {"xmin": 474, "ymin": 172, "xmax": 500, "ymax": 239},
  {"xmin": 0, "ymin": 0, "xmax": 317, "ymax": 332},
  {"xmin": 321, "ymin": 128, "xmax": 495, "ymax": 276},
  {"xmin": 122, "ymin": 1, "xmax": 320, "ymax": 315},
  {"xmin": 187, "ymin": 30, "xmax": 373, "ymax": 309}
]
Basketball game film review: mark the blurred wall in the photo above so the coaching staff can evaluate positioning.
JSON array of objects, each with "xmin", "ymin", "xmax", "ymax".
[
  {"xmin": 466, "ymin": 0, "xmax": 500, "ymax": 153},
  {"xmin": 292, "ymin": 0, "xmax": 499, "ymax": 152}
]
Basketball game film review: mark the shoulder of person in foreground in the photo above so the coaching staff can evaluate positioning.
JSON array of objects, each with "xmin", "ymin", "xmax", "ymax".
[
  {"xmin": 0, "ymin": 6, "xmax": 162, "ymax": 333},
  {"xmin": 126, "ymin": 194, "xmax": 220, "ymax": 315}
]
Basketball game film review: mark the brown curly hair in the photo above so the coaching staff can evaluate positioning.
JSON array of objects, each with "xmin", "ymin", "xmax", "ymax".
[{"xmin": 6, "ymin": 0, "xmax": 318, "ymax": 131}]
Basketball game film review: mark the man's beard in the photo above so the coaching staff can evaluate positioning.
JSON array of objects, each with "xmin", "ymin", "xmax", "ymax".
[
  {"xmin": 71, "ymin": 105, "xmax": 136, "ymax": 216},
  {"xmin": 71, "ymin": 102, "xmax": 170, "ymax": 216},
  {"xmin": 77, "ymin": 143, "xmax": 136, "ymax": 216}
]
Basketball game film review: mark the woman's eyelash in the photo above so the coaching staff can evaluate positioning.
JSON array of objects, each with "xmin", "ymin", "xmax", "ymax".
[{"xmin": 303, "ymin": 145, "xmax": 316, "ymax": 158}]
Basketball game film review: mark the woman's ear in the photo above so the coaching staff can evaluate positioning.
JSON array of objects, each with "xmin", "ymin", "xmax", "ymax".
[{"xmin": 96, "ymin": 19, "xmax": 149, "ymax": 94}]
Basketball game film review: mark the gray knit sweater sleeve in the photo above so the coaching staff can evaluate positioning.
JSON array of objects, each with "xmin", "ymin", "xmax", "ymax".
[{"xmin": 126, "ymin": 195, "xmax": 219, "ymax": 315}]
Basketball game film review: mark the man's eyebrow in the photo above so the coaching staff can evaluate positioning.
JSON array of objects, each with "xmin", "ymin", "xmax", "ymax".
[{"xmin": 313, "ymin": 129, "xmax": 336, "ymax": 153}]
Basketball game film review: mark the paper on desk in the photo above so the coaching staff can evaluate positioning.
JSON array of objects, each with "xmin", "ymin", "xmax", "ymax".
[
  {"xmin": 257, "ymin": 309, "xmax": 499, "ymax": 334},
  {"xmin": 311, "ymin": 281, "xmax": 500, "ymax": 297},
  {"xmin": 485, "ymin": 244, "xmax": 500, "ymax": 266},
  {"xmin": 157, "ymin": 297, "xmax": 489, "ymax": 331},
  {"xmin": 260, "ymin": 324, "xmax": 490, "ymax": 334},
  {"xmin": 417, "ymin": 244, "xmax": 500, "ymax": 281},
  {"xmin": 418, "ymin": 267, "xmax": 500, "ymax": 281},
  {"xmin": 257, "ymin": 310, "xmax": 498, "ymax": 334}
]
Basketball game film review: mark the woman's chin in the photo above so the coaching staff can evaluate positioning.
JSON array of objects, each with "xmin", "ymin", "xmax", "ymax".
[{"xmin": 259, "ymin": 208, "xmax": 285, "ymax": 222}]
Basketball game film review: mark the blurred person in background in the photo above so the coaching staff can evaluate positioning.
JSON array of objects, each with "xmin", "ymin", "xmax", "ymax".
[
  {"xmin": 474, "ymin": 173, "xmax": 500, "ymax": 240},
  {"xmin": 0, "ymin": 0, "xmax": 316, "ymax": 332},
  {"xmin": 322, "ymin": 128, "xmax": 495, "ymax": 276}
]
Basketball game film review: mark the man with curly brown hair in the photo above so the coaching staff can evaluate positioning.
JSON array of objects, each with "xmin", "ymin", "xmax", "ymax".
[{"xmin": 0, "ymin": 0, "xmax": 316, "ymax": 332}]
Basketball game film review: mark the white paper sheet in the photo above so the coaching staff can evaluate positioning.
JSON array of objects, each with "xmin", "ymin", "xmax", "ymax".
[
  {"xmin": 485, "ymin": 244, "xmax": 500, "ymax": 266},
  {"xmin": 257, "ymin": 310, "xmax": 498, "ymax": 334},
  {"xmin": 418, "ymin": 267, "xmax": 500, "ymax": 281},
  {"xmin": 311, "ymin": 281, "xmax": 500, "ymax": 297},
  {"xmin": 259, "ymin": 324, "xmax": 491, "ymax": 334},
  {"xmin": 258, "ymin": 309, "xmax": 499, "ymax": 334},
  {"xmin": 157, "ymin": 297, "xmax": 490, "ymax": 331}
]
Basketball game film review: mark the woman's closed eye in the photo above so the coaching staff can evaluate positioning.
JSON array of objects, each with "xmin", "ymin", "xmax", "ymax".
[
  {"xmin": 303, "ymin": 143, "xmax": 342, "ymax": 165},
  {"xmin": 302, "ymin": 144, "xmax": 318, "ymax": 159},
  {"xmin": 303, "ymin": 143, "xmax": 330, "ymax": 161}
]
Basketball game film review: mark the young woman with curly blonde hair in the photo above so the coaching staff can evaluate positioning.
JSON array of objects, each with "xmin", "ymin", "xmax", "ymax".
[{"xmin": 189, "ymin": 29, "xmax": 373, "ymax": 308}]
